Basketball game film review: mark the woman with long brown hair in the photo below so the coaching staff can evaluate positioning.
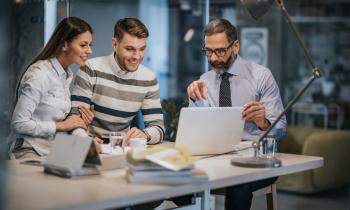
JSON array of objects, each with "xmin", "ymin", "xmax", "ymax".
[{"xmin": 9, "ymin": 17, "xmax": 94, "ymax": 159}]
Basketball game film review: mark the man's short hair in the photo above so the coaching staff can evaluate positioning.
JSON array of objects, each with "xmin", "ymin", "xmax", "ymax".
[
  {"xmin": 114, "ymin": 18, "xmax": 149, "ymax": 41},
  {"xmin": 204, "ymin": 19, "xmax": 238, "ymax": 43}
]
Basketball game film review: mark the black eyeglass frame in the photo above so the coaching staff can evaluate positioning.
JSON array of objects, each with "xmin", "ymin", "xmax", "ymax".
[{"xmin": 201, "ymin": 40, "xmax": 237, "ymax": 57}]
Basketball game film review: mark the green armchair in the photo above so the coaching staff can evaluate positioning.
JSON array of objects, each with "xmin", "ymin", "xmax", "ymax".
[{"xmin": 277, "ymin": 126, "xmax": 350, "ymax": 194}]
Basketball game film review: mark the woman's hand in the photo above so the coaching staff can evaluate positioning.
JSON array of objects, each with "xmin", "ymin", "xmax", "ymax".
[
  {"xmin": 55, "ymin": 115, "xmax": 87, "ymax": 132},
  {"xmin": 79, "ymin": 105, "xmax": 94, "ymax": 125}
]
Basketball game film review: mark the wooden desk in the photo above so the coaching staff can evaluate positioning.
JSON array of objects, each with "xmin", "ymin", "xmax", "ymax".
[{"xmin": 7, "ymin": 153, "xmax": 323, "ymax": 210}]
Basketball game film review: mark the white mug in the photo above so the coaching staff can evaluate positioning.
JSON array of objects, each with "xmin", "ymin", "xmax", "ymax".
[{"xmin": 129, "ymin": 138, "xmax": 147, "ymax": 150}]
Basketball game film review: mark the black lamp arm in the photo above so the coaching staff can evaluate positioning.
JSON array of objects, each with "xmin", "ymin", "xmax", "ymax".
[
  {"xmin": 256, "ymin": 75, "xmax": 317, "ymax": 146},
  {"xmin": 255, "ymin": 0, "xmax": 323, "ymax": 151},
  {"xmin": 277, "ymin": 0, "xmax": 321, "ymax": 78}
]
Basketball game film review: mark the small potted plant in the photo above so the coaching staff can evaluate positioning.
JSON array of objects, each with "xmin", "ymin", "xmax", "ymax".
[{"xmin": 162, "ymin": 95, "xmax": 189, "ymax": 141}]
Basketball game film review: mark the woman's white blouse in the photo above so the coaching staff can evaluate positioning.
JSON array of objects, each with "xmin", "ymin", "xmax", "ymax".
[{"xmin": 10, "ymin": 57, "xmax": 73, "ymax": 155}]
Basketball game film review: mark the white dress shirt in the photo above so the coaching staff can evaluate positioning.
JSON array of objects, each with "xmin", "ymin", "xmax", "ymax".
[{"xmin": 9, "ymin": 57, "xmax": 73, "ymax": 156}]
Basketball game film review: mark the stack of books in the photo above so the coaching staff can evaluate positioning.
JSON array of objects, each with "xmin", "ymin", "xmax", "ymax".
[{"xmin": 126, "ymin": 146, "xmax": 208, "ymax": 185}]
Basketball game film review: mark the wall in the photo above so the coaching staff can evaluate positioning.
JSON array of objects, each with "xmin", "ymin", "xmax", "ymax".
[
  {"xmin": 69, "ymin": 0, "xmax": 139, "ymax": 59},
  {"xmin": 0, "ymin": 1, "xmax": 44, "ymax": 207},
  {"xmin": 139, "ymin": 0, "xmax": 169, "ymax": 99},
  {"xmin": 0, "ymin": 0, "xmax": 12, "ymax": 208}
]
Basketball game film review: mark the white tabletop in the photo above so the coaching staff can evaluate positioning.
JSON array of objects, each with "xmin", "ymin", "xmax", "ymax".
[
  {"xmin": 195, "ymin": 153, "xmax": 323, "ymax": 190},
  {"xmin": 6, "ymin": 153, "xmax": 323, "ymax": 210}
]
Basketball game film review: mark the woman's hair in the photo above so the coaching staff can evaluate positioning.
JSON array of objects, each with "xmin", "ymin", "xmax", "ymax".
[
  {"xmin": 15, "ymin": 17, "xmax": 92, "ymax": 99},
  {"xmin": 30, "ymin": 16, "xmax": 92, "ymax": 66}
]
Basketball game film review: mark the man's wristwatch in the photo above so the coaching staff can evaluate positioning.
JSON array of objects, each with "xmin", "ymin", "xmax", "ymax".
[{"xmin": 258, "ymin": 118, "xmax": 271, "ymax": 130}]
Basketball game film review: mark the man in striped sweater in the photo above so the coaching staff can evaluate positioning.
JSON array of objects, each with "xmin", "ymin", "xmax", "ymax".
[{"xmin": 70, "ymin": 18, "xmax": 164, "ymax": 146}]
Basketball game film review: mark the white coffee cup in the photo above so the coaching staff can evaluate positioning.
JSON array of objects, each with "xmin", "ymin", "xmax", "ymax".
[{"xmin": 129, "ymin": 138, "xmax": 147, "ymax": 150}]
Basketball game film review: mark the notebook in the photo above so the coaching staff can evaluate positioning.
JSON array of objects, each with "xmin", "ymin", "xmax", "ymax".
[
  {"xmin": 175, "ymin": 107, "xmax": 245, "ymax": 155},
  {"xmin": 44, "ymin": 134, "xmax": 101, "ymax": 178}
]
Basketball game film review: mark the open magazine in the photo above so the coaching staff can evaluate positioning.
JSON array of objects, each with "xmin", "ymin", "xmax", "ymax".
[
  {"xmin": 126, "ymin": 145, "xmax": 208, "ymax": 184},
  {"xmin": 127, "ymin": 145, "xmax": 197, "ymax": 171}
]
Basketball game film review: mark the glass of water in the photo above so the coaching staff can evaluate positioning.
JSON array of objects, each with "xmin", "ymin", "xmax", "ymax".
[
  {"xmin": 109, "ymin": 132, "xmax": 125, "ymax": 151},
  {"xmin": 259, "ymin": 135, "xmax": 276, "ymax": 159}
]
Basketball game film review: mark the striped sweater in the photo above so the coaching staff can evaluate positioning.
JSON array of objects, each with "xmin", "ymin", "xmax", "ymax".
[{"xmin": 71, "ymin": 53, "xmax": 164, "ymax": 144}]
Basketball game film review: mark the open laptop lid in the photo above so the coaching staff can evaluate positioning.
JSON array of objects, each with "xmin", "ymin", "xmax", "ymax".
[
  {"xmin": 45, "ymin": 134, "xmax": 100, "ymax": 170},
  {"xmin": 175, "ymin": 107, "xmax": 244, "ymax": 155}
]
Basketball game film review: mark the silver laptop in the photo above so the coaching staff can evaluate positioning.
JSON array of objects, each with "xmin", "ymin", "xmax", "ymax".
[
  {"xmin": 175, "ymin": 107, "xmax": 244, "ymax": 155},
  {"xmin": 44, "ymin": 134, "xmax": 101, "ymax": 177}
]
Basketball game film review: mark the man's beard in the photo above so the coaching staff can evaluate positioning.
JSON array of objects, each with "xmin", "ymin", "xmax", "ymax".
[
  {"xmin": 115, "ymin": 53, "xmax": 138, "ymax": 72},
  {"xmin": 209, "ymin": 55, "xmax": 234, "ymax": 74}
]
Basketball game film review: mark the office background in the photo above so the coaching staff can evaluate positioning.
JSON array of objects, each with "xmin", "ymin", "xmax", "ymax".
[{"xmin": 0, "ymin": 0, "xmax": 349, "ymax": 209}]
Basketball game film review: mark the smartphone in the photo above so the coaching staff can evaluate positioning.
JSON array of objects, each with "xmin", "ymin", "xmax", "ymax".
[{"xmin": 20, "ymin": 160, "xmax": 42, "ymax": 166}]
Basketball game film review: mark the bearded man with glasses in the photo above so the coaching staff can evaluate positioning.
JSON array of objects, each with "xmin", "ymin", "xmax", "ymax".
[
  {"xmin": 201, "ymin": 39, "xmax": 236, "ymax": 74},
  {"xmin": 187, "ymin": 19, "xmax": 287, "ymax": 210}
]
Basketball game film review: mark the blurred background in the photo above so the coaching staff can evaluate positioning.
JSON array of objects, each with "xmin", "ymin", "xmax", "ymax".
[{"xmin": 0, "ymin": 0, "xmax": 349, "ymax": 209}]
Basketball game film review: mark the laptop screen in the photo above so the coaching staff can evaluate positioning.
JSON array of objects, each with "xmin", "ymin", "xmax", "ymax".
[
  {"xmin": 175, "ymin": 107, "xmax": 244, "ymax": 155},
  {"xmin": 45, "ymin": 134, "xmax": 93, "ymax": 170}
]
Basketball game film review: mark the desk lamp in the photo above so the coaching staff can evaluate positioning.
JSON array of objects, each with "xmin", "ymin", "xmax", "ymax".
[{"xmin": 231, "ymin": 0, "xmax": 322, "ymax": 168}]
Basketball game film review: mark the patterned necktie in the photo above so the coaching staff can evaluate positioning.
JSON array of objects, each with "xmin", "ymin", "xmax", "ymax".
[{"xmin": 219, "ymin": 72, "xmax": 232, "ymax": 107}]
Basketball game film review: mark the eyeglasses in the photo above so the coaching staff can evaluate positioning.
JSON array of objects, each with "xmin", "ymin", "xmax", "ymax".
[{"xmin": 201, "ymin": 40, "xmax": 236, "ymax": 57}]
